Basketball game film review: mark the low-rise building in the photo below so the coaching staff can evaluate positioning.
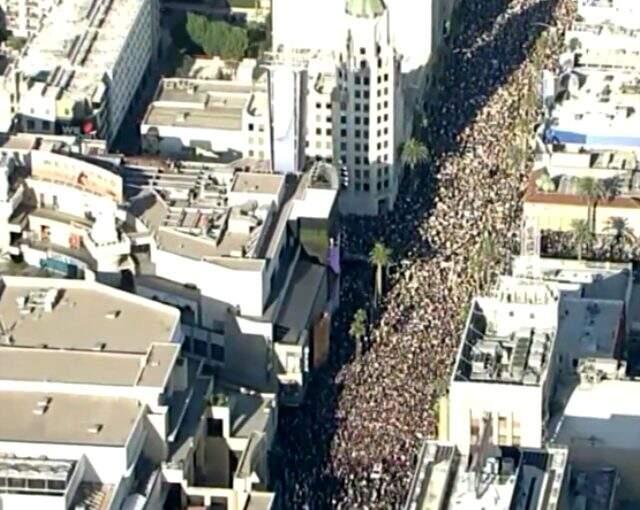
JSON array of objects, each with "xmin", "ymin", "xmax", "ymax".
[
  {"xmin": 0, "ymin": 0, "xmax": 158, "ymax": 147},
  {"xmin": 141, "ymin": 59, "xmax": 273, "ymax": 162},
  {"xmin": 448, "ymin": 257, "xmax": 631, "ymax": 455},
  {"xmin": 0, "ymin": 275, "xmax": 186, "ymax": 509},
  {"xmin": 544, "ymin": 68, "xmax": 640, "ymax": 150},
  {"xmin": 525, "ymin": 147, "xmax": 640, "ymax": 234},
  {"xmin": 0, "ymin": 144, "xmax": 340, "ymax": 405},
  {"xmin": 404, "ymin": 441, "xmax": 569, "ymax": 510}
]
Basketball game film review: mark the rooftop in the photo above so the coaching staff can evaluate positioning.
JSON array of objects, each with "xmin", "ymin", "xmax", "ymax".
[
  {"xmin": 0, "ymin": 392, "xmax": 140, "ymax": 446},
  {"xmin": 124, "ymin": 159, "xmax": 299, "ymax": 261},
  {"xmin": 553, "ymin": 378, "xmax": 640, "ymax": 450},
  {"xmin": 546, "ymin": 69, "xmax": 640, "ymax": 144},
  {"xmin": 404, "ymin": 442, "xmax": 568, "ymax": 510},
  {"xmin": 454, "ymin": 288, "xmax": 559, "ymax": 385},
  {"xmin": 566, "ymin": 467, "xmax": 619, "ymax": 510},
  {"xmin": 0, "ymin": 343, "xmax": 178, "ymax": 388},
  {"xmin": 0, "ymin": 276, "xmax": 180, "ymax": 353},
  {"xmin": 142, "ymin": 72, "xmax": 268, "ymax": 131},
  {"xmin": 557, "ymin": 298, "xmax": 623, "ymax": 359},
  {"xmin": 18, "ymin": 0, "xmax": 146, "ymax": 102}
]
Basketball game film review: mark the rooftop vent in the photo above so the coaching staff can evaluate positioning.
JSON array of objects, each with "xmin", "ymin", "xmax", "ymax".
[
  {"xmin": 87, "ymin": 424, "xmax": 103, "ymax": 434},
  {"xmin": 33, "ymin": 397, "xmax": 51, "ymax": 415},
  {"xmin": 92, "ymin": 342, "xmax": 106, "ymax": 352},
  {"xmin": 105, "ymin": 310, "xmax": 121, "ymax": 319}
]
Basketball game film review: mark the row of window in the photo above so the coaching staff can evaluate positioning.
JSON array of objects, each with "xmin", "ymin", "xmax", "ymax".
[
  {"xmin": 353, "ymin": 180, "xmax": 390, "ymax": 193},
  {"xmin": 183, "ymin": 335, "xmax": 225, "ymax": 362}
]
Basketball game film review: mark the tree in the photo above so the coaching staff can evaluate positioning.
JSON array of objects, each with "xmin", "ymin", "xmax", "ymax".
[
  {"xmin": 576, "ymin": 177, "xmax": 605, "ymax": 231},
  {"xmin": 605, "ymin": 216, "xmax": 635, "ymax": 258},
  {"xmin": 401, "ymin": 138, "xmax": 430, "ymax": 189},
  {"xmin": 349, "ymin": 308, "xmax": 367, "ymax": 359},
  {"xmin": 571, "ymin": 219, "xmax": 593, "ymax": 261},
  {"xmin": 535, "ymin": 169, "xmax": 555, "ymax": 192},
  {"xmin": 370, "ymin": 241, "xmax": 392, "ymax": 304},
  {"xmin": 185, "ymin": 14, "xmax": 248, "ymax": 60}
]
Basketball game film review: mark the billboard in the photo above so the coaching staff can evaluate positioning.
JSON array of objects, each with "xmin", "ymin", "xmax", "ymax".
[{"xmin": 30, "ymin": 150, "xmax": 123, "ymax": 202}]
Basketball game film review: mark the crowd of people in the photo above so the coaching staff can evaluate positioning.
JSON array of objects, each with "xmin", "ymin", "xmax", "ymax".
[
  {"xmin": 542, "ymin": 229, "xmax": 640, "ymax": 262},
  {"xmin": 275, "ymin": 0, "xmax": 577, "ymax": 508}
]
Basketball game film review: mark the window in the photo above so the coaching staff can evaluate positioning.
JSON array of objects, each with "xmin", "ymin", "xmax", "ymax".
[
  {"xmin": 316, "ymin": 102, "xmax": 322, "ymax": 109},
  {"xmin": 355, "ymin": 182, "xmax": 361, "ymax": 191},
  {"xmin": 360, "ymin": 47, "xmax": 366, "ymax": 55},
  {"xmin": 194, "ymin": 339, "xmax": 207, "ymax": 357},
  {"xmin": 248, "ymin": 123, "xmax": 254, "ymax": 131},
  {"xmin": 340, "ymin": 142, "xmax": 347, "ymax": 151},
  {"xmin": 355, "ymin": 90, "xmax": 361, "ymax": 99},
  {"xmin": 326, "ymin": 103, "xmax": 331, "ymax": 109},
  {"xmin": 384, "ymin": 179, "xmax": 389, "ymax": 189},
  {"xmin": 341, "ymin": 129, "xmax": 347, "ymax": 137},
  {"xmin": 355, "ymin": 76, "xmax": 361, "ymax": 85},
  {"xmin": 376, "ymin": 182, "xmax": 381, "ymax": 191},
  {"xmin": 355, "ymin": 117, "xmax": 361, "ymax": 125},
  {"xmin": 355, "ymin": 156, "xmax": 361, "ymax": 165},
  {"xmin": 27, "ymin": 120, "xmax": 35, "ymax": 130},
  {"xmin": 355, "ymin": 170, "xmax": 361, "ymax": 178},
  {"xmin": 355, "ymin": 130, "xmax": 361, "ymax": 138},
  {"xmin": 316, "ymin": 128, "xmax": 322, "ymax": 135},
  {"xmin": 341, "ymin": 115, "xmax": 347, "ymax": 124},
  {"xmin": 512, "ymin": 419, "xmax": 521, "ymax": 446},
  {"xmin": 211, "ymin": 344, "xmax": 225, "ymax": 362},
  {"xmin": 355, "ymin": 103, "xmax": 361, "ymax": 112},
  {"xmin": 364, "ymin": 77, "xmax": 370, "ymax": 86},
  {"xmin": 42, "ymin": 120, "xmax": 51, "ymax": 131},
  {"xmin": 326, "ymin": 128, "xmax": 332, "ymax": 136},
  {"xmin": 355, "ymin": 143, "xmax": 361, "ymax": 151},
  {"xmin": 363, "ymin": 183, "xmax": 370, "ymax": 192},
  {"xmin": 384, "ymin": 73, "xmax": 389, "ymax": 82}
]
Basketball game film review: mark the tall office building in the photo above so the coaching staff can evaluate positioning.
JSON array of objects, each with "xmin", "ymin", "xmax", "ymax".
[{"xmin": 272, "ymin": 0, "xmax": 454, "ymax": 215}]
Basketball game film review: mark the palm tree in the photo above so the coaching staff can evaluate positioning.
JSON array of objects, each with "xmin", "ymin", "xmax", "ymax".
[
  {"xmin": 401, "ymin": 138, "xmax": 430, "ymax": 189},
  {"xmin": 370, "ymin": 241, "xmax": 392, "ymax": 304},
  {"xmin": 605, "ymin": 216, "xmax": 635, "ymax": 258},
  {"xmin": 576, "ymin": 177, "xmax": 605, "ymax": 231},
  {"xmin": 349, "ymin": 308, "xmax": 367, "ymax": 359},
  {"xmin": 571, "ymin": 219, "xmax": 594, "ymax": 261}
]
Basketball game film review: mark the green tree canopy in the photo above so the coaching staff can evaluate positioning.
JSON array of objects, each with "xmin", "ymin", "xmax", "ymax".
[{"xmin": 186, "ymin": 14, "xmax": 249, "ymax": 60}]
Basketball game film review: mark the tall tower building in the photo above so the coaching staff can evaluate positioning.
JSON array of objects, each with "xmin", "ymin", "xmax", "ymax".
[{"xmin": 272, "ymin": 0, "xmax": 405, "ymax": 215}]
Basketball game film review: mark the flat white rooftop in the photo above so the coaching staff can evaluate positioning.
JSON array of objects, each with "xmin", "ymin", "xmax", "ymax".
[
  {"xmin": 142, "ymin": 75, "xmax": 267, "ymax": 131},
  {"xmin": 0, "ymin": 343, "xmax": 178, "ymax": 388},
  {"xmin": 455, "ymin": 290, "xmax": 559, "ymax": 385},
  {"xmin": 0, "ymin": 392, "xmax": 140, "ymax": 446},
  {"xmin": 0, "ymin": 276, "xmax": 180, "ymax": 353},
  {"xmin": 404, "ymin": 442, "xmax": 568, "ymax": 510},
  {"xmin": 554, "ymin": 379, "xmax": 640, "ymax": 451},
  {"xmin": 19, "ymin": 0, "xmax": 146, "ymax": 101},
  {"xmin": 547, "ymin": 69, "xmax": 640, "ymax": 142}
]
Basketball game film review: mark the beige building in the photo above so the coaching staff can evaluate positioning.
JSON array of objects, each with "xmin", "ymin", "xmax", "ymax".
[{"xmin": 525, "ymin": 148, "xmax": 640, "ymax": 235}]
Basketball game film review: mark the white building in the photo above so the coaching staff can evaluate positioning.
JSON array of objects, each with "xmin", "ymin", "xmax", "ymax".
[
  {"xmin": 404, "ymin": 441, "xmax": 569, "ymax": 510},
  {"xmin": 271, "ymin": 0, "xmax": 403, "ymax": 215},
  {"xmin": 576, "ymin": 0, "xmax": 640, "ymax": 29},
  {"xmin": 0, "ymin": 276, "xmax": 184, "ymax": 510},
  {"xmin": 0, "ymin": 141, "xmax": 340, "ymax": 406},
  {"xmin": 0, "ymin": 0, "xmax": 57, "ymax": 38},
  {"xmin": 0, "ymin": 0, "xmax": 158, "ymax": 147},
  {"xmin": 0, "ymin": 275, "xmax": 275, "ymax": 510},
  {"xmin": 544, "ymin": 67, "xmax": 640, "ymax": 150},
  {"xmin": 141, "ymin": 59, "xmax": 274, "ymax": 163},
  {"xmin": 124, "ymin": 158, "xmax": 340, "ymax": 405},
  {"xmin": 549, "ymin": 371, "xmax": 640, "ymax": 501},
  {"xmin": 448, "ymin": 257, "xmax": 631, "ymax": 456}
]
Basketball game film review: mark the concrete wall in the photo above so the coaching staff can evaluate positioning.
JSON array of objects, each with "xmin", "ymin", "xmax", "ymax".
[{"xmin": 448, "ymin": 381, "xmax": 544, "ymax": 454}]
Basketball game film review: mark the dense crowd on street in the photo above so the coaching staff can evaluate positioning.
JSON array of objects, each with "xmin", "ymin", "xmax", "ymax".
[{"xmin": 276, "ymin": 0, "xmax": 576, "ymax": 508}]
